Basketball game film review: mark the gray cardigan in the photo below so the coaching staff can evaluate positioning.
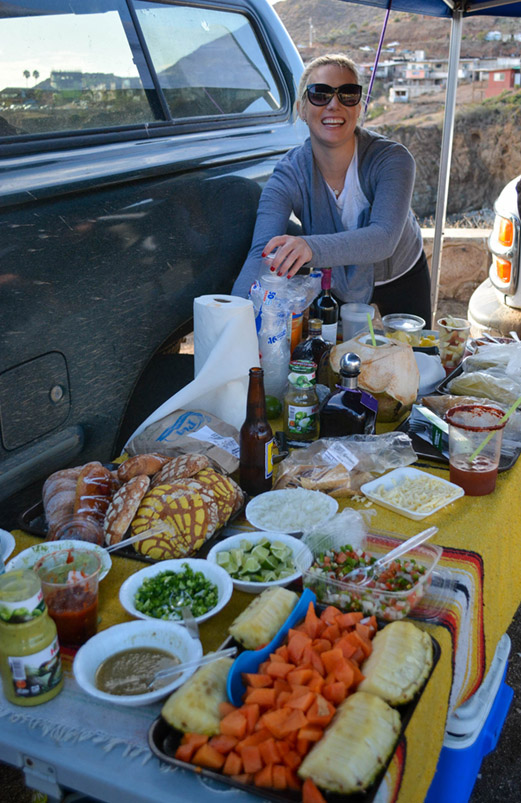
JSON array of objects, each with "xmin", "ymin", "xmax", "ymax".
[{"xmin": 232, "ymin": 127, "xmax": 422, "ymax": 302}]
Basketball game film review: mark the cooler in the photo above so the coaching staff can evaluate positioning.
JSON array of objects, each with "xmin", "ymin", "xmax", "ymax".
[{"xmin": 425, "ymin": 634, "xmax": 513, "ymax": 803}]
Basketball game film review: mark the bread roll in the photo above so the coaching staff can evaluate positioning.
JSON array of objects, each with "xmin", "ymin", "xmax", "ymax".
[
  {"xmin": 117, "ymin": 453, "xmax": 171, "ymax": 483},
  {"xmin": 42, "ymin": 467, "xmax": 82, "ymax": 541},
  {"xmin": 150, "ymin": 454, "xmax": 210, "ymax": 488},
  {"xmin": 73, "ymin": 461, "xmax": 113, "ymax": 541},
  {"xmin": 104, "ymin": 474, "xmax": 150, "ymax": 546}
]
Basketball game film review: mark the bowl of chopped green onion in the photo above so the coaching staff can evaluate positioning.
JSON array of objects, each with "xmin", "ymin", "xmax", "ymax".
[
  {"xmin": 206, "ymin": 532, "xmax": 313, "ymax": 594},
  {"xmin": 118, "ymin": 558, "xmax": 233, "ymax": 624}
]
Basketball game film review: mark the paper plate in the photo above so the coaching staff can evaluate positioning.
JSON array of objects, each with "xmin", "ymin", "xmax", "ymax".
[{"xmin": 5, "ymin": 540, "xmax": 112, "ymax": 581}]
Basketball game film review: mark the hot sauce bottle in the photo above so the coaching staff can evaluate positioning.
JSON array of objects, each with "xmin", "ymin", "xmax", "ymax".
[
  {"xmin": 0, "ymin": 569, "xmax": 63, "ymax": 706},
  {"xmin": 239, "ymin": 367, "xmax": 274, "ymax": 496}
]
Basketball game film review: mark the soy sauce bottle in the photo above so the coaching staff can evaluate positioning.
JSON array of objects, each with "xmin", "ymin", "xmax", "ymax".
[
  {"xmin": 319, "ymin": 353, "xmax": 378, "ymax": 436},
  {"xmin": 239, "ymin": 367, "xmax": 274, "ymax": 496}
]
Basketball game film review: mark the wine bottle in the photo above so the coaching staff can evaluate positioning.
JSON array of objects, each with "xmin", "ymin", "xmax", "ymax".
[
  {"xmin": 291, "ymin": 318, "xmax": 331, "ymax": 385},
  {"xmin": 319, "ymin": 353, "xmax": 378, "ymax": 437},
  {"xmin": 310, "ymin": 268, "xmax": 339, "ymax": 345},
  {"xmin": 239, "ymin": 367, "xmax": 274, "ymax": 496}
]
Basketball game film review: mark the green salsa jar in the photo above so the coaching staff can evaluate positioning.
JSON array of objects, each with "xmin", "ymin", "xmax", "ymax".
[
  {"xmin": 283, "ymin": 360, "xmax": 319, "ymax": 443},
  {"xmin": 0, "ymin": 569, "xmax": 63, "ymax": 706}
]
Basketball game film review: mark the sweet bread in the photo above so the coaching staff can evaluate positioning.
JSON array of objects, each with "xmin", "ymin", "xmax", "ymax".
[
  {"xmin": 104, "ymin": 474, "xmax": 150, "ymax": 545},
  {"xmin": 117, "ymin": 453, "xmax": 171, "ymax": 483},
  {"xmin": 43, "ymin": 467, "xmax": 83, "ymax": 541}
]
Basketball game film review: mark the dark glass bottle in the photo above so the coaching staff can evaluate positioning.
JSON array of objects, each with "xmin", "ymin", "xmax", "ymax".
[
  {"xmin": 310, "ymin": 269, "xmax": 339, "ymax": 345},
  {"xmin": 239, "ymin": 367, "xmax": 274, "ymax": 496},
  {"xmin": 319, "ymin": 353, "xmax": 378, "ymax": 437},
  {"xmin": 291, "ymin": 318, "xmax": 331, "ymax": 385}
]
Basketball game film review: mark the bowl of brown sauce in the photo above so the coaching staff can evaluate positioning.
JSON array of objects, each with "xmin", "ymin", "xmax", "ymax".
[{"xmin": 73, "ymin": 620, "xmax": 203, "ymax": 706}]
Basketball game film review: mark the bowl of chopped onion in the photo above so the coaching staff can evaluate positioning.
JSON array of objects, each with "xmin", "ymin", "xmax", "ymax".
[{"xmin": 245, "ymin": 488, "xmax": 338, "ymax": 534}]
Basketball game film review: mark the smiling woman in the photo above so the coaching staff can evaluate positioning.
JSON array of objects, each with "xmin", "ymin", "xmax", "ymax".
[{"xmin": 232, "ymin": 53, "xmax": 432, "ymax": 323}]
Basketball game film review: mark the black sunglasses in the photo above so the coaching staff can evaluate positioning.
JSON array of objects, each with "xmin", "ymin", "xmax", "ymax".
[{"xmin": 306, "ymin": 83, "xmax": 362, "ymax": 108}]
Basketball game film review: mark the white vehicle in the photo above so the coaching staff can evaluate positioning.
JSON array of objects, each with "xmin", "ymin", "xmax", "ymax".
[{"xmin": 468, "ymin": 176, "xmax": 521, "ymax": 337}]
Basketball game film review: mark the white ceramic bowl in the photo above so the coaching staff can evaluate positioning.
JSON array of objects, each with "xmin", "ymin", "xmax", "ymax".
[
  {"xmin": 206, "ymin": 531, "xmax": 314, "ymax": 594},
  {"xmin": 119, "ymin": 558, "xmax": 233, "ymax": 624},
  {"xmin": 245, "ymin": 488, "xmax": 338, "ymax": 534},
  {"xmin": 0, "ymin": 529, "xmax": 16, "ymax": 562},
  {"xmin": 73, "ymin": 620, "xmax": 203, "ymax": 707},
  {"xmin": 5, "ymin": 540, "xmax": 112, "ymax": 581}
]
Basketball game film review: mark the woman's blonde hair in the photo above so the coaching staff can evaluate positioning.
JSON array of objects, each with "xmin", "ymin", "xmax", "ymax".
[{"xmin": 297, "ymin": 54, "xmax": 360, "ymax": 105}]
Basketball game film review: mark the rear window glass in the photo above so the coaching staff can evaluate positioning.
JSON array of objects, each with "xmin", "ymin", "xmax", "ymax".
[
  {"xmin": 134, "ymin": 2, "xmax": 282, "ymax": 119},
  {"xmin": 0, "ymin": 0, "xmax": 283, "ymax": 140},
  {"xmin": 0, "ymin": 0, "xmax": 159, "ymax": 137}
]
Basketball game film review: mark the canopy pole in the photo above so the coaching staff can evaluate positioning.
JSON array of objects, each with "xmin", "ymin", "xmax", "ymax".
[{"xmin": 429, "ymin": 9, "xmax": 463, "ymax": 326}]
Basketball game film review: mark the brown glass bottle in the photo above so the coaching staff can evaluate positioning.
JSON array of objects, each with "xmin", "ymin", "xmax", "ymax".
[
  {"xmin": 291, "ymin": 318, "xmax": 331, "ymax": 385},
  {"xmin": 239, "ymin": 367, "xmax": 274, "ymax": 496}
]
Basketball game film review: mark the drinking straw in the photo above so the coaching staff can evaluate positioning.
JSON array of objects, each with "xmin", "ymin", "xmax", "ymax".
[
  {"xmin": 367, "ymin": 312, "xmax": 377, "ymax": 346},
  {"xmin": 469, "ymin": 395, "xmax": 521, "ymax": 462}
]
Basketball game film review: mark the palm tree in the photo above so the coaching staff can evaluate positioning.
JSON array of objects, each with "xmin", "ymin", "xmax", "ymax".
[
  {"xmin": 32, "ymin": 70, "xmax": 40, "ymax": 85},
  {"xmin": 23, "ymin": 69, "xmax": 30, "ymax": 86}
]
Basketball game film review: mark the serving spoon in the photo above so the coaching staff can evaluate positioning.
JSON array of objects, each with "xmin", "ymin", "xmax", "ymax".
[
  {"xmin": 106, "ymin": 524, "xmax": 175, "ymax": 553},
  {"xmin": 342, "ymin": 526, "xmax": 438, "ymax": 587}
]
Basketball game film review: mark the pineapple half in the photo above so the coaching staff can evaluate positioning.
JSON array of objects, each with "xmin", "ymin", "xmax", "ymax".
[
  {"xmin": 298, "ymin": 691, "xmax": 400, "ymax": 794},
  {"xmin": 161, "ymin": 656, "xmax": 233, "ymax": 736},
  {"xmin": 358, "ymin": 620, "xmax": 434, "ymax": 705},
  {"xmin": 228, "ymin": 586, "xmax": 298, "ymax": 650}
]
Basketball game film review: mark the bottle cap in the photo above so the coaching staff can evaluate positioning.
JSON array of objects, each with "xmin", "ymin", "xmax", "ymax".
[{"xmin": 339, "ymin": 352, "xmax": 361, "ymax": 378}]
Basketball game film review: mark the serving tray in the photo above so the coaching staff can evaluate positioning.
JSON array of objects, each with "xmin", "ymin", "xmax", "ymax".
[{"xmin": 148, "ymin": 628, "xmax": 440, "ymax": 803}]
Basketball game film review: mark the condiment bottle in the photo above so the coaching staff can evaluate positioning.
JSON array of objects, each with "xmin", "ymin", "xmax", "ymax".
[
  {"xmin": 239, "ymin": 367, "xmax": 274, "ymax": 496},
  {"xmin": 284, "ymin": 360, "xmax": 320, "ymax": 444},
  {"xmin": 0, "ymin": 569, "xmax": 63, "ymax": 706},
  {"xmin": 291, "ymin": 318, "xmax": 331, "ymax": 385},
  {"xmin": 319, "ymin": 353, "xmax": 378, "ymax": 437},
  {"xmin": 310, "ymin": 269, "xmax": 339, "ymax": 345}
]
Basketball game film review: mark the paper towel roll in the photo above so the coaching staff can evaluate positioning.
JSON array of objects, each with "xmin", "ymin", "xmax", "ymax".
[{"xmin": 194, "ymin": 295, "xmax": 256, "ymax": 376}]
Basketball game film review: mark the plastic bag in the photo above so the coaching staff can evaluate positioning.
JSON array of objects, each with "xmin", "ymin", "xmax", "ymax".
[
  {"xmin": 274, "ymin": 432, "xmax": 416, "ymax": 497},
  {"xmin": 300, "ymin": 508, "xmax": 374, "ymax": 555}
]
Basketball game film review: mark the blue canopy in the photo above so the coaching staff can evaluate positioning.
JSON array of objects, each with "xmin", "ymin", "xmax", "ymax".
[
  {"xmin": 336, "ymin": 0, "xmax": 521, "ymax": 321},
  {"xmin": 338, "ymin": 0, "xmax": 521, "ymax": 18}
]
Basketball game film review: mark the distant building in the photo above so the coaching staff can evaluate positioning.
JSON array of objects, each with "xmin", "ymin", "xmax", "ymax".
[{"xmin": 485, "ymin": 66, "xmax": 520, "ymax": 97}]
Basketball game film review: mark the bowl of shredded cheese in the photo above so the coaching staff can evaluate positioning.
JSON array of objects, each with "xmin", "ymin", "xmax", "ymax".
[{"xmin": 360, "ymin": 467, "xmax": 464, "ymax": 520}]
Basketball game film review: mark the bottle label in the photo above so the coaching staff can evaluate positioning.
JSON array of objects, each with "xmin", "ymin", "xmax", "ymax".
[
  {"xmin": 334, "ymin": 388, "xmax": 378, "ymax": 415},
  {"xmin": 322, "ymin": 321, "xmax": 338, "ymax": 344},
  {"xmin": 265, "ymin": 439, "xmax": 274, "ymax": 479},
  {"xmin": 0, "ymin": 588, "xmax": 45, "ymax": 624},
  {"xmin": 7, "ymin": 637, "xmax": 62, "ymax": 699},
  {"xmin": 286, "ymin": 404, "xmax": 319, "ymax": 437}
]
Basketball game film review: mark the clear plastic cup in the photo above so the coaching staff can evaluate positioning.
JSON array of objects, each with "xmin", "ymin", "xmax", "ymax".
[
  {"xmin": 437, "ymin": 317, "xmax": 471, "ymax": 375},
  {"xmin": 341, "ymin": 303, "xmax": 375, "ymax": 341},
  {"xmin": 446, "ymin": 404, "xmax": 506, "ymax": 496},
  {"xmin": 382, "ymin": 313, "xmax": 426, "ymax": 346},
  {"xmin": 34, "ymin": 548, "xmax": 102, "ymax": 647}
]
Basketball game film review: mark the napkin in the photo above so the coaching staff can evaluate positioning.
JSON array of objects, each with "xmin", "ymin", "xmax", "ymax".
[{"xmin": 125, "ymin": 294, "xmax": 259, "ymax": 443}]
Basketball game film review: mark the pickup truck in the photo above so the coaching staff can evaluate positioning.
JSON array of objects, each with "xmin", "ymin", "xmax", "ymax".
[
  {"xmin": 468, "ymin": 175, "xmax": 521, "ymax": 338},
  {"xmin": 0, "ymin": 0, "xmax": 305, "ymax": 527}
]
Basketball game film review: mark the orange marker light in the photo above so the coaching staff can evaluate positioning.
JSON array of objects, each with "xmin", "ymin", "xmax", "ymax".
[
  {"xmin": 498, "ymin": 217, "xmax": 514, "ymax": 247},
  {"xmin": 494, "ymin": 256, "xmax": 512, "ymax": 284}
]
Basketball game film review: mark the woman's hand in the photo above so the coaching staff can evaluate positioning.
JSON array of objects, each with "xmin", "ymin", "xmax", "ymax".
[{"xmin": 263, "ymin": 235, "xmax": 313, "ymax": 278}]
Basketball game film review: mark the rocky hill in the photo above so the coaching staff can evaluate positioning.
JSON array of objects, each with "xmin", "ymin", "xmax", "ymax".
[{"xmin": 274, "ymin": 0, "xmax": 521, "ymax": 217}]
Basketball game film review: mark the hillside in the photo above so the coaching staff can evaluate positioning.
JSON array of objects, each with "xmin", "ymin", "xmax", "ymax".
[{"xmin": 274, "ymin": 0, "xmax": 521, "ymax": 60}]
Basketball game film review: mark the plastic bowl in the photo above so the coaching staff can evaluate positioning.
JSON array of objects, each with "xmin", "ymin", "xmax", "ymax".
[
  {"xmin": 382, "ymin": 313, "xmax": 426, "ymax": 346},
  {"xmin": 298, "ymin": 529, "xmax": 443, "ymax": 622},
  {"xmin": 206, "ymin": 532, "xmax": 313, "ymax": 594},
  {"xmin": 118, "ymin": 558, "xmax": 233, "ymax": 624},
  {"xmin": 73, "ymin": 620, "xmax": 203, "ymax": 707}
]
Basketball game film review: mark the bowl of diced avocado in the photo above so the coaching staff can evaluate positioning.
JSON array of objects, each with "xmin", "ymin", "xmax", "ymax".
[{"xmin": 206, "ymin": 532, "xmax": 313, "ymax": 594}]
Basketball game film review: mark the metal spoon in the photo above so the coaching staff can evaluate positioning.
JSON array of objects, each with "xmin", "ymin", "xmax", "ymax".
[
  {"xmin": 342, "ymin": 526, "xmax": 439, "ymax": 587},
  {"xmin": 106, "ymin": 524, "xmax": 175, "ymax": 553},
  {"xmin": 102, "ymin": 646, "xmax": 237, "ymax": 694}
]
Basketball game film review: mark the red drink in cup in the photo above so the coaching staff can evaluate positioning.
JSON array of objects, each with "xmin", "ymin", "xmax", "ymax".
[{"xmin": 446, "ymin": 404, "xmax": 506, "ymax": 496}]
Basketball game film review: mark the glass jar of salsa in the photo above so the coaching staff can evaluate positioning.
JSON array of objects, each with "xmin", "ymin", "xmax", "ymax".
[{"xmin": 0, "ymin": 569, "xmax": 63, "ymax": 706}]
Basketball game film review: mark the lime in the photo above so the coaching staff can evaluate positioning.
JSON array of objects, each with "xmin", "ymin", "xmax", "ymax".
[{"xmin": 265, "ymin": 395, "xmax": 282, "ymax": 419}]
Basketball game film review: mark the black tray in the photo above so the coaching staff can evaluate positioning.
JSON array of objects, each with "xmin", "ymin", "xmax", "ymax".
[{"xmin": 148, "ymin": 633, "xmax": 440, "ymax": 803}]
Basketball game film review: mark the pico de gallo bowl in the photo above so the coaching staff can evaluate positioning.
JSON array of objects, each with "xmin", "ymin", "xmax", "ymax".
[{"xmin": 299, "ymin": 531, "xmax": 442, "ymax": 622}]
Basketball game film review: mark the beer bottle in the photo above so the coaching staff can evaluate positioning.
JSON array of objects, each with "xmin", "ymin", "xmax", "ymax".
[{"xmin": 239, "ymin": 367, "xmax": 274, "ymax": 496}]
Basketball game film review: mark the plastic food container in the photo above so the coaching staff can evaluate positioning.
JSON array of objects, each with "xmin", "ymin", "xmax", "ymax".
[
  {"xmin": 298, "ymin": 530, "xmax": 443, "ymax": 622},
  {"xmin": 360, "ymin": 466, "xmax": 464, "ymax": 520},
  {"xmin": 382, "ymin": 313, "xmax": 426, "ymax": 346}
]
